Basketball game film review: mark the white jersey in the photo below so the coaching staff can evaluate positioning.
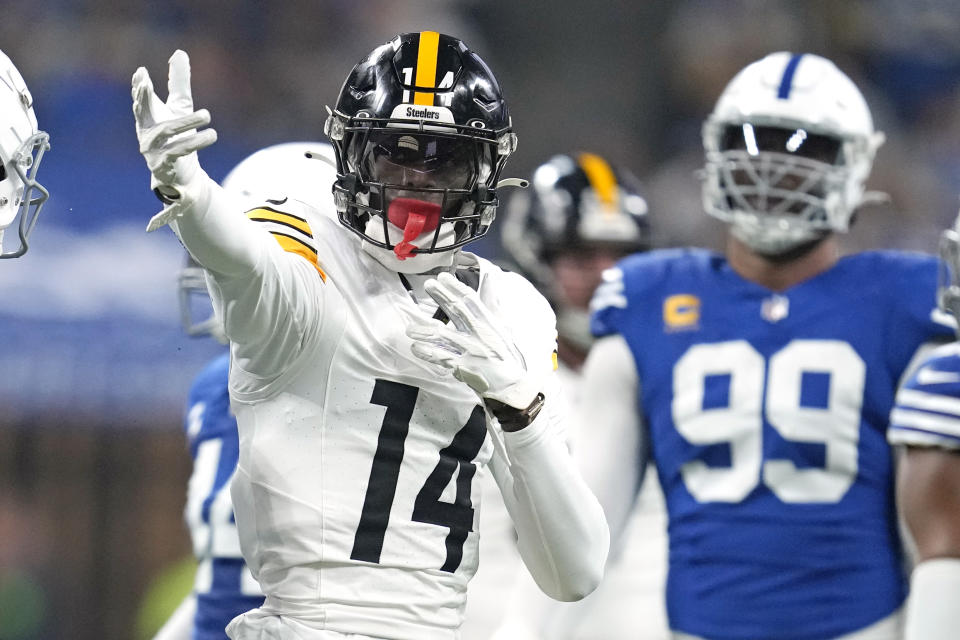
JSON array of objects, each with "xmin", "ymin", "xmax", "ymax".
[{"xmin": 170, "ymin": 191, "xmax": 600, "ymax": 639}]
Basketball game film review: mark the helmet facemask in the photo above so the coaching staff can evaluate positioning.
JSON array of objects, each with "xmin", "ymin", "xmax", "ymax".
[
  {"xmin": 178, "ymin": 257, "xmax": 227, "ymax": 344},
  {"xmin": 331, "ymin": 114, "xmax": 507, "ymax": 261},
  {"xmin": 0, "ymin": 130, "xmax": 50, "ymax": 259},
  {"xmin": 701, "ymin": 52, "xmax": 885, "ymax": 258},
  {"xmin": 325, "ymin": 32, "xmax": 519, "ymax": 272},
  {"xmin": 703, "ymin": 121, "xmax": 857, "ymax": 256}
]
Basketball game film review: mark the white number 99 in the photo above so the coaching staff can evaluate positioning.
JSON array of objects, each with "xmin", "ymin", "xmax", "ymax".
[{"xmin": 672, "ymin": 339, "xmax": 865, "ymax": 504}]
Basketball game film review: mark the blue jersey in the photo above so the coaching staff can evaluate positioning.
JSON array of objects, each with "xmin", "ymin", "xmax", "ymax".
[
  {"xmin": 591, "ymin": 248, "xmax": 952, "ymax": 640},
  {"xmin": 184, "ymin": 353, "xmax": 264, "ymax": 639},
  {"xmin": 890, "ymin": 342, "xmax": 960, "ymax": 451}
]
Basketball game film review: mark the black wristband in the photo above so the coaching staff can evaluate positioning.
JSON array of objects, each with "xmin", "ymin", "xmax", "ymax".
[
  {"xmin": 153, "ymin": 185, "xmax": 182, "ymax": 205},
  {"xmin": 485, "ymin": 392, "xmax": 546, "ymax": 432}
]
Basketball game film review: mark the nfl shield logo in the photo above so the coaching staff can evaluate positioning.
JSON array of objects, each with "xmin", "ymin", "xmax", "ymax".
[{"xmin": 762, "ymin": 295, "xmax": 790, "ymax": 323}]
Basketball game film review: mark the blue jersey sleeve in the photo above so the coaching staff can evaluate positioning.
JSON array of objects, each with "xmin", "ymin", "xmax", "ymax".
[
  {"xmin": 591, "ymin": 249, "xmax": 695, "ymax": 338},
  {"xmin": 878, "ymin": 251, "xmax": 955, "ymax": 372},
  {"xmin": 890, "ymin": 343, "xmax": 960, "ymax": 450},
  {"xmin": 590, "ymin": 263, "xmax": 631, "ymax": 338}
]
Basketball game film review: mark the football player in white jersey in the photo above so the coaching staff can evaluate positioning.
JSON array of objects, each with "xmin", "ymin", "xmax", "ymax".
[
  {"xmin": 888, "ymin": 209, "xmax": 960, "ymax": 640},
  {"xmin": 152, "ymin": 142, "xmax": 337, "ymax": 640},
  {"xmin": 580, "ymin": 52, "xmax": 954, "ymax": 640},
  {"xmin": 132, "ymin": 32, "xmax": 609, "ymax": 640},
  {"xmin": 0, "ymin": 49, "xmax": 50, "ymax": 259},
  {"xmin": 486, "ymin": 152, "xmax": 669, "ymax": 639}
]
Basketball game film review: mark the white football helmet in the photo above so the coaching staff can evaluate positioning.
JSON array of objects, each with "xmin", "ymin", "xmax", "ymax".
[
  {"xmin": 221, "ymin": 141, "xmax": 337, "ymax": 211},
  {"xmin": 179, "ymin": 141, "xmax": 337, "ymax": 341},
  {"xmin": 702, "ymin": 52, "xmax": 885, "ymax": 255},
  {"xmin": 0, "ymin": 50, "xmax": 50, "ymax": 258}
]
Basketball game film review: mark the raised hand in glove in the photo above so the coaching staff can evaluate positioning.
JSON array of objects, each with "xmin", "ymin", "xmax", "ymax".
[
  {"xmin": 132, "ymin": 49, "xmax": 217, "ymax": 231},
  {"xmin": 406, "ymin": 271, "xmax": 545, "ymax": 430}
]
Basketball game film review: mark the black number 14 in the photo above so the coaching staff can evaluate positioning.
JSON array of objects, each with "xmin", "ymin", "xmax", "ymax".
[{"xmin": 350, "ymin": 379, "xmax": 487, "ymax": 573}]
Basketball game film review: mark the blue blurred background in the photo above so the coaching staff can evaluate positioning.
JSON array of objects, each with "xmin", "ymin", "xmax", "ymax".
[{"xmin": 0, "ymin": 1, "xmax": 959, "ymax": 638}]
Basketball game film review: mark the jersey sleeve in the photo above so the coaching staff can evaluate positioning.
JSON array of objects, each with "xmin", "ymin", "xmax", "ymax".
[
  {"xmin": 890, "ymin": 344, "xmax": 960, "ymax": 450},
  {"xmin": 572, "ymin": 334, "xmax": 646, "ymax": 544},
  {"xmin": 170, "ymin": 183, "xmax": 332, "ymax": 391},
  {"xmin": 489, "ymin": 387, "xmax": 610, "ymax": 602},
  {"xmin": 589, "ymin": 251, "xmax": 666, "ymax": 340},
  {"xmin": 481, "ymin": 266, "xmax": 609, "ymax": 601},
  {"xmin": 884, "ymin": 253, "xmax": 956, "ymax": 370},
  {"xmin": 590, "ymin": 264, "xmax": 631, "ymax": 339},
  {"xmin": 243, "ymin": 205, "xmax": 328, "ymax": 282}
]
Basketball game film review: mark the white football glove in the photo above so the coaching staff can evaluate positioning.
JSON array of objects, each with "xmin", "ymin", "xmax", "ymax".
[
  {"xmin": 131, "ymin": 49, "xmax": 218, "ymax": 231},
  {"xmin": 406, "ymin": 271, "xmax": 542, "ymax": 411}
]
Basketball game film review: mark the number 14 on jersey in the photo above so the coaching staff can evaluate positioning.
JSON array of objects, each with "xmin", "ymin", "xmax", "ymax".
[{"xmin": 350, "ymin": 379, "xmax": 486, "ymax": 573}]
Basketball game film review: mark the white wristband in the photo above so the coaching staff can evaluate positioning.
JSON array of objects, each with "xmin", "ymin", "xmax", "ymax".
[{"xmin": 905, "ymin": 557, "xmax": 960, "ymax": 640}]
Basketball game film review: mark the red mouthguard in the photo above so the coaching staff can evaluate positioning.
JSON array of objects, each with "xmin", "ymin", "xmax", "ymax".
[{"xmin": 387, "ymin": 198, "xmax": 442, "ymax": 260}]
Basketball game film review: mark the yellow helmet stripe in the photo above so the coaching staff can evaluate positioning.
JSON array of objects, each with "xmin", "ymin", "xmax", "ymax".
[
  {"xmin": 578, "ymin": 152, "xmax": 618, "ymax": 209},
  {"xmin": 414, "ymin": 30, "xmax": 440, "ymax": 106},
  {"xmin": 247, "ymin": 208, "xmax": 313, "ymax": 237},
  {"xmin": 270, "ymin": 232, "xmax": 327, "ymax": 282}
]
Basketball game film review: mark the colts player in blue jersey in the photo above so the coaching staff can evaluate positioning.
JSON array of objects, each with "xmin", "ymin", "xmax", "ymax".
[
  {"xmin": 889, "ymin": 211, "xmax": 960, "ymax": 640},
  {"xmin": 152, "ymin": 142, "xmax": 338, "ymax": 640},
  {"xmin": 583, "ymin": 52, "xmax": 954, "ymax": 640},
  {"xmin": 150, "ymin": 264, "xmax": 262, "ymax": 640}
]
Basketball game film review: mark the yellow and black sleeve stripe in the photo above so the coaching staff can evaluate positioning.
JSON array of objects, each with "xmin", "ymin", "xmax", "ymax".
[{"xmin": 247, "ymin": 207, "xmax": 327, "ymax": 282}]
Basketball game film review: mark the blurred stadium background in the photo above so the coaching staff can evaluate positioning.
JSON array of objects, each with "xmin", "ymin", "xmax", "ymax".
[{"xmin": 1, "ymin": 1, "xmax": 959, "ymax": 638}]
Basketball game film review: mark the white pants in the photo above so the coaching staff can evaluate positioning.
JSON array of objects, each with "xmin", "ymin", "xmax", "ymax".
[
  {"xmin": 226, "ymin": 610, "xmax": 386, "ymax": 640},
  {"xmin": 671, "ymin": 608, "xmax": 903, "ymax": 640}
]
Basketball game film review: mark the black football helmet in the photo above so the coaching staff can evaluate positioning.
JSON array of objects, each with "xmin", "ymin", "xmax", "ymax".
[
  {"xmin": 324, "ymin": 31, "xmax": 518, "ymax": 261},
  {"xmin": 502, "ymin": 152, "xmax": 652, "ymax": 289},
  {"xmin": 502, "ymin": 153, "xmax": 652, "ymax": 352}
]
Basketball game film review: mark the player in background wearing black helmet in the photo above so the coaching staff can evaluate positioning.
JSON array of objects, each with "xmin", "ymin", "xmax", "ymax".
[
  {"xmin": 132, "ymin": 33, "xmax": 609, "ymax": 640},
  {"xmin": 502, "ymin": 153, "xmax": 652, "ymax": 369},
  {"xmin": 486, "ymin": 154, "xmax": 669, "ymax": 639}
]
